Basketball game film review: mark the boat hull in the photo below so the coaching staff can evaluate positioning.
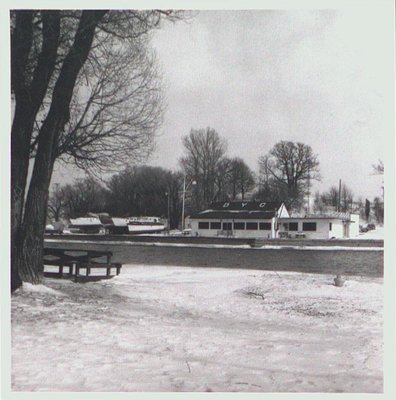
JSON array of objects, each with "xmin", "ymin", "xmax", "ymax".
[{"xmin": 127, "ymin": 224, "xmax": 165, "ymax": 234}]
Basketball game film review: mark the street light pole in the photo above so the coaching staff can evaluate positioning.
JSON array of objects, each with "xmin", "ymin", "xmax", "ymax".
[
  {"xmin": 181, "ymin": 176, "xmax": 196, "ymax": 231},
  {"xmin": 165, "ymin": 191, "xmax": 170, "ymax": 231}
]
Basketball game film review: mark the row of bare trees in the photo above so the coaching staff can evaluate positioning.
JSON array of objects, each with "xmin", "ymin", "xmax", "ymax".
[
  {"xmin": 47, "ymin": 131, "xmax": 320, "ymax": 228},
  {"xmin": 179, "ymin": 129, "xmax": 323, "ymax": 214},
  {"xmin": 46, "ymin": 125, "xmax": 385, "ymax": 238},
  {"xmin": 48, "ymin": 131, "xmax": 323, "ymax": 227},
  {"xmin": 179, "ymin": 130, "xmax": 385, "ymax": 221},
  {"xmin": 48, "ymin": 167, "xmax": 183, "ymax": 229},
  {"xmin": 49, "ymin": 160, "xmax": 384, "ymax": 232},
  {"xmin": 313, "ymin": 184, "xmax": 354, "ymax": 213},
  {"xmin": 104, "ymin": 166, "xmax": 183, "ymax": 229},
  {"xmin": 180, "ymin": 127, "xmax": 256, "ymax": 212}
]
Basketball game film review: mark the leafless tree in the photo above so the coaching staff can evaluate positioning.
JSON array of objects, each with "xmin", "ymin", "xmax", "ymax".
[
  {"xmin": 373, "ymin": 197, "xmax": 384, "ymax": 224},
  {"xmin": 105, "ymin": 166, "xmax": 183, "ymax": 228},
  {"xmin": 228, "ymin": 158, "xmax": 255, "ymax": 200},
  {"xmin": 371, "ymin": 159, "xmax": 384, "ymax": 211},
  {"xmin": 47, "ymin": 184, "xmax": 67, "ymax": 222},
  {"xmin": 258, "ymin": 141, "xmax": 320, "ymax": 208},
  {"xmin": 180, "ymin": 127, "xmax": 228, "ymax": 210},
  {"xmin": 320, "ymin": 186, "xmax": 339, "ymax": 210},
  {"xmin": 59, "ymin": 178, "xmax": 108, "ymax": 218},
  {"xmin": 339, "ymin": 184, "xmax": 354, "ymax": 212},
  {"xmin": 43, "ymin": 35, "xmax": 163, "ymax": 173},
  {"xmin": 11, "ymin": 10, "xmax": 185, "ymax": 291},
  {"xmin": 372, "ymin": 159, "xmax": 384, "ymax": 175},
  {"xmin": 316, "ymin": 183, "xmax": 354, "ymax": 213},
  {"xmin": 312, "ymin": 191, "xmax": 326, "ymax": 213},
  {"xmin": 212, "ymin": 157, "xmax": 232, "ymax": 202},
  {"xmin": 258, "ymin": 155, "xmax": 271, "ymax": 187}
]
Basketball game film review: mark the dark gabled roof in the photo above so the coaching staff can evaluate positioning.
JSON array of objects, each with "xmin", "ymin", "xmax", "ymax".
[
  {"xmin": 189, "ymin": 211, "xmax": 277, "ymax": 220},
  {"xmin": 208, "ymin": 201, "xmax": 282, "ymax": 211},
  {"xmin": 189, "ymin": 201, "xmax": 283, "ymax": 220}
]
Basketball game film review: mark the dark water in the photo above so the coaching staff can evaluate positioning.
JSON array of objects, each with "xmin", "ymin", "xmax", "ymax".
[{"xmin": 45, "ymin": 242, "xmax": 384, "ymax": 278}]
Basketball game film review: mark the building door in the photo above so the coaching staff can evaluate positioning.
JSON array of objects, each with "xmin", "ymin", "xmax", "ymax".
[
  {"xmin": 222, "ymin": 222, "xmax": 232, "ymax": 231},
  {"xmin": 343, "ymin": 223, "xmax": 349, "ymax": 238},
  {"xmin": 222, "ymin": 222, "xmax": 232, "ymax": 237}
]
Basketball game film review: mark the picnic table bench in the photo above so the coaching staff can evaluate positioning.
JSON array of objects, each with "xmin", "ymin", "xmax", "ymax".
[
  {"xmin": 278, "ymin": 232, "xmax": 291, "ymax": 239},
  {"xmin": 295, "ymin": 232, "xmax": 306, "ymax": 239},
  {"xmin": 43, "ymin": 248, "xmax": 122, "ymax": 282}
]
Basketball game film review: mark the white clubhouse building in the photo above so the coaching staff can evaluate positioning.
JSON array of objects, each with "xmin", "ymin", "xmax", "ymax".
[{"xmin": 188, "ymin": 201, "xmax": 359, "ymax": 240}]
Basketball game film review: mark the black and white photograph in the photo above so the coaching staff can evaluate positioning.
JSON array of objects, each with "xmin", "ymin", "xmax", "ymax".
[{"xmin": 2, "ymin": 0, "xmax": 395, "ymax": 397}]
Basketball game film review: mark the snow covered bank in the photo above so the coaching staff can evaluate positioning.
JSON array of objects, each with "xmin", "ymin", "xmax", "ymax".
[
  {"xmin": 11, "ymin": 266, "xmax": 383, "ymax": 392},
  {"xmin": 257, "ymin": 245, "xmax": 383, "ymax": 251},
  {"xmin": 45, "ymin": 238, "xmax": 383, "ymax": 251}
]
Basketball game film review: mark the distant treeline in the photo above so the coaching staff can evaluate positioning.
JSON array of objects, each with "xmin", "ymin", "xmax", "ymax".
[{"xmin": 49, "ymin": 130, "xmax": 384, "ymax": 228}]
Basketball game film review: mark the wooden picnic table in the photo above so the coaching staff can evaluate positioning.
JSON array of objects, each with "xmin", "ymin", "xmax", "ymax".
[
  {"xmin": 278, "ymin": 232, "xmax": 291, "ymax": 239},
  {"xmin": 43, "ymin": 248, "xmax": 122, "ymax": 282},
  {"xmin": 295, "ymin": 232, "xmax": 306, "ymax": 239}
]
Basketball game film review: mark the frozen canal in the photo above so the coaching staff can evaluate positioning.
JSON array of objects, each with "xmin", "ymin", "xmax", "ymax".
[
  {"xmin": 45, "ymin": 240, "xmax": 384, "ymax": 277},
  {"xmin": 12, "ymin": 265, "xmax": 383, "ymax": 392}
]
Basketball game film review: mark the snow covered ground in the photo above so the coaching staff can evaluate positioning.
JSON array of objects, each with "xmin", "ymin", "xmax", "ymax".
[{"xmin": 11, "ymin": 266, "xmax": 383, "ymax": 392}]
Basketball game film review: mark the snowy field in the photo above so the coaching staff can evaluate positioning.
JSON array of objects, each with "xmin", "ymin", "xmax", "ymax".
[
  {"xmin": 356, "ymin": 225, "xmax": 385, "ymax": 240},
  {"xmin": 11, "ymin": 265, "xmax": 383, "ymax": 392}
]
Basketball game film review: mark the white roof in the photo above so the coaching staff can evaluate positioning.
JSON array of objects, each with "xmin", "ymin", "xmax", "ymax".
[{"xmin": 69, "ymin": 217, "xmax": 102, "ymax": 226}]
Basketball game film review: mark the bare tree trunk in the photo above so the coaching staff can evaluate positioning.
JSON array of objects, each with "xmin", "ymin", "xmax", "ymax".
[
  {"xmin": 15, "ymin": 11, "xmax": 107, "ymax": 283},
  {"xmin": 10, "ymin": 11, "xmax": 34, "ymax": 291},
  {"xmin": 11, "ymin": 101, "xmax": 34, "ymax": 290},
  {"xmin": 16, "ymin": 149, "xmax": 54, "ymax": 283},
  {"xmin": 11, "ymin": 11, "xmax": 61, "ymax": 291}
]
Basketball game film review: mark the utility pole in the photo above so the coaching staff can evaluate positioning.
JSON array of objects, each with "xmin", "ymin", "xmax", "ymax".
[{"xmin": 306, "ymin": 163, "xmax": 311, "ymax": 214}]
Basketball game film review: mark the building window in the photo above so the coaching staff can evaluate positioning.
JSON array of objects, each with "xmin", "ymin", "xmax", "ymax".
[
  {"xmin": 246, "ymin": 222, "xmax": 258, "ymax": 230},
  {"xmin": 234, "ymin": 222, "xmax": 245, "ymax": 230},
  {"xmin": 210, "ymin": 222, "xmax": 221, "ymax": 230},
  {"xmin": 289, "ymin": 222, "xmax": 298, "ymax": 231},
  {"xmin": 198, "ymin": 222, "xmax": 209, "ymax": 229},
  {"xmin": 329, "ymin": 222, "xmax": 332, "ymax": 231},
  {"xmin": 259, "ymin": 222, "xmax": 271, "ymax": 230},
  {"xmin": 302, "ymin": 222, "xmax": 316, "ymax": 231},
  {"xmin": 222, "ymin": 222, "xmax": 232, "ymax": 231}
]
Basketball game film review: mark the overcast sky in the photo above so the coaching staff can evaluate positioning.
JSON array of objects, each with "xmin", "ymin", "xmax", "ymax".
[
  {"xmin": 144, "ymin": 9, "xmax": 390, "ymax": 200},
  {"xmin": 51, "ymin": 7, "xmax": 393, "ymax": 201}
]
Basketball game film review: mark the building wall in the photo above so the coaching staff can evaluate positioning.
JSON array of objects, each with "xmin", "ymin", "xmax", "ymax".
[
  {"xmin": 329, "ymin": 220, "xmax": 344, "ymax": 239},
  {"xmin": 191, "ymin": 217, "xmax": 354, "ymax": 240},
  {"xmin": 349, "ymin": 214, "xmax": 360, "ymax": 237},
  {"xmin": 190, "ymin": 219, "xmax": 275, "ymax": 239},
  {"xmin": 278, "ymin": 218, "xmax": 345, "ymax": 239}
]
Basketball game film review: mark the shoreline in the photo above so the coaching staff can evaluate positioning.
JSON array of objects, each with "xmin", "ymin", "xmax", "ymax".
[
  {"xmin": 45, "ymin": 233, "xmax": 384, "ymax": 248},
  {"xmin": 45, "ymin": 238, "xmax": 383, "ymax": 251}
]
